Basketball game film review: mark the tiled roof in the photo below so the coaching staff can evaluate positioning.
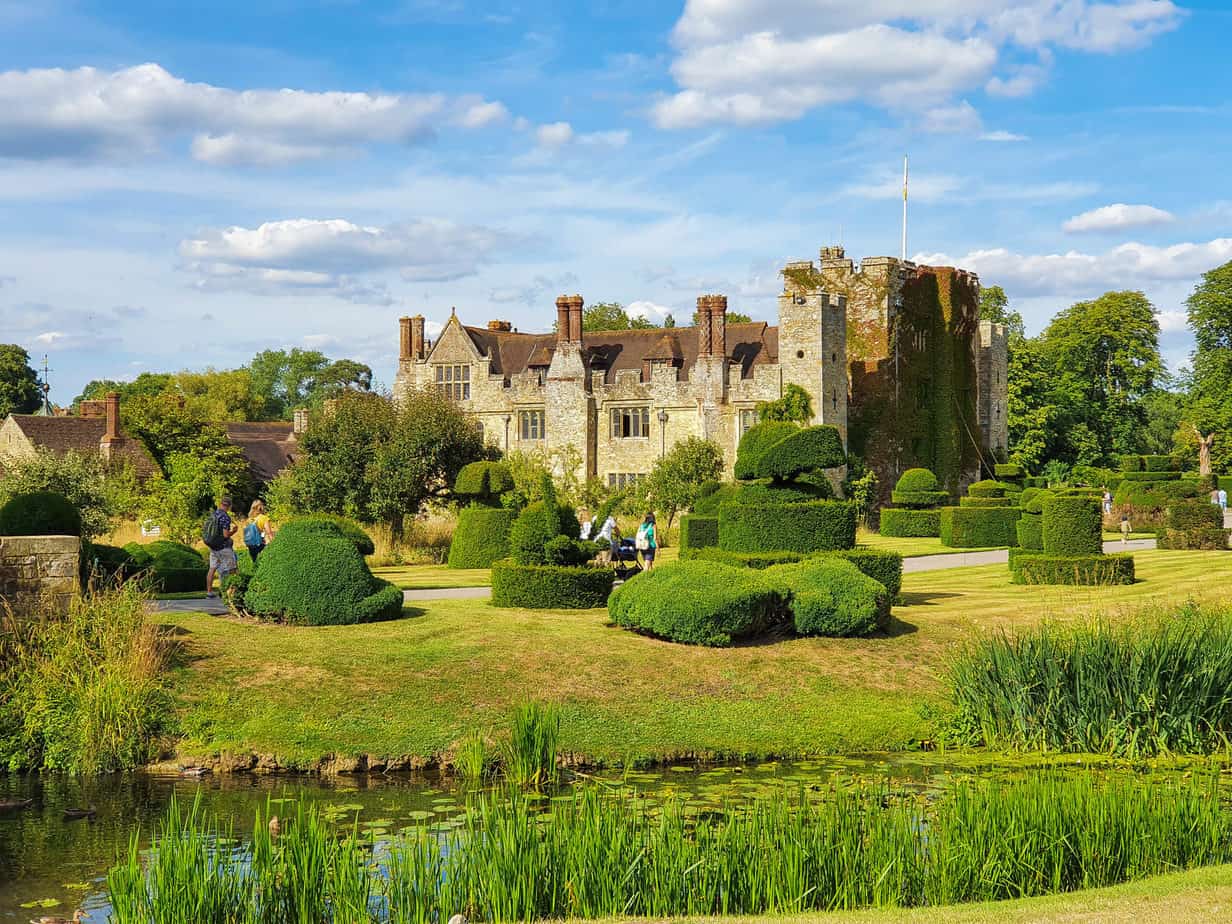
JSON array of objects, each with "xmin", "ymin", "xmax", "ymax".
[
  {"xmin": 8, "ymin": 415, "xmax": 160, "ymax": 478},
  {"xmin": 224, "ymin": 422, "xmax": 297, "ymax": 483}
]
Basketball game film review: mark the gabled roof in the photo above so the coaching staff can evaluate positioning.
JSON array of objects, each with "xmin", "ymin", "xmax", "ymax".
[
  {"xmin": 223, "ymin": 422, "xmax": 297, "ymax": 484},
  {"xmin": 457, "ymin": 321, "xmax": 778, "ymax": 384},
  {"xmin": 7, "ymin": 415, "xmax": 159, "ymax": 478}
]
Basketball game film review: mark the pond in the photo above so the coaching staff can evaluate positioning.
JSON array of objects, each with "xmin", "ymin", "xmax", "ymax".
[{"xmin": 0, "ymin": 754, "xmax": 1219, "ymax": 921}]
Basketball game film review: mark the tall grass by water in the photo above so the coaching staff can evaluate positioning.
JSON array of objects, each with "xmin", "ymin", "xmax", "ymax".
[
  {"xmin": 0, "ymin": 582, "xmax": 173, "ymax": 772},
  {"xmin": 502, "ymin": 701, "xmax": 560, "ymax": 787},
  {"xmin": 950, "ymin": 603, "xmax": 1232, "ymax": 756},
  {"xmin": 106, "ymin": 773, "xmax": 1231, "ymax": 922}
]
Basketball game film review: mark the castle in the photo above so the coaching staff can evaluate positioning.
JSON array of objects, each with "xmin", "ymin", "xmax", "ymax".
[{"xmin": 394, "ymin": 246, "xmax": 1008, "ymax": 498}]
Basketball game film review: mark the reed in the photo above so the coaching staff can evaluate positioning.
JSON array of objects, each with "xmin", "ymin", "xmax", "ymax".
[
  {"xmin": 503, "ymin": 700, "xmax": 560, "ymax": 787},
  {"xmin": 454, "ymin": 730, "xmax": 491, "ymax": 782},
  {"xmin": 950, "ymin": 603, "xmax": 1232, "ymax": 756},
  {"xmin": 107, "ymin": 774, "xmax": 1232, "ymax": 922}
]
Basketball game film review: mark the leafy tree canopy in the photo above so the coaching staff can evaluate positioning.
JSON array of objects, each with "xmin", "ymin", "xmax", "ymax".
[
  {"xmin": 582, "ymin": 302, "xmax": 657, "ymax": 331},
  {"xmin": 757, "ymin": 383, "xmax": 813, "ymax": 424},
  {"xmin": 0, "ymin": 344, "xmax": 42, "ymax": 418},
  {"xmin": 644, "ymin": 436, "xmax": 724, "ymax": 532},
  {"xmin": 1181, "ymin": 260, "xmax": 1232, "ymax": 470}
]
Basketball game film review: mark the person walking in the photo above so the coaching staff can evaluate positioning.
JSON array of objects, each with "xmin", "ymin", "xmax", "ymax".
[
  {"xmin": 578, "ymin": 508, "xmax": 593, "ymax": 541},
  {"xmin": 635, "ymin": 512, "xmax": 658, "ymax": 570},
  {"xmin": 202, "ymin": 496, "xmax": 238, "ymax": 598},
  {"xmin": 1220, "ymin": 488, "xmax": 1228, "ymax": 514},
  {"xmin": 243, "ymin": 499, "xmax": 274, "ymax": 565},
  {"xmin": 1102, "ymin": 488, "xmax": 1112, "ymax": 516},
  {"xmin": 1120, "ymin": 513, "xmax": 1132, "ymax": 547}
]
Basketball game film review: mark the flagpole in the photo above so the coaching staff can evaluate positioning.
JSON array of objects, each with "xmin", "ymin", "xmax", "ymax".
[{"xmin": 901, "ymin": 154, "xmax": 908, "ymax": 262}]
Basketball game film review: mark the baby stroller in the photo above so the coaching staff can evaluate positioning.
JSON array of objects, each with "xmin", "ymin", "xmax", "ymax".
[{"xmin": 611, "ymin": 538, "xmax": 642, "ymax": 580}]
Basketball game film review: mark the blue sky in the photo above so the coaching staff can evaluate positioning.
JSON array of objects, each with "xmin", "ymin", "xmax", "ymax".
[{"xmin": 1, "ymin": 0, "xmax": 1228, "ymax": 402}]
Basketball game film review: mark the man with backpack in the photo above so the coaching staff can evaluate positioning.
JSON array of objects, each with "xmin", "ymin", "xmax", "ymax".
[{"xmin": 202, "ymin": 496, "xmax": 238, "ymax": 598}]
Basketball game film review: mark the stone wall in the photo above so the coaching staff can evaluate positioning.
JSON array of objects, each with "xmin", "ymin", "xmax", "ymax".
[
  {"xmin": 0, "ymin": 535, "xmax": 80, "ymax": 616},
  {"xmin": 978, "ymin": 321, "xmax": 1009, "ymax": 459}
]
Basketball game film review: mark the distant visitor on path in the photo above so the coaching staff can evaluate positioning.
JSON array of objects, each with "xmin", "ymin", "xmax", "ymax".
[
  {"xmin": 579, "ymin": 508, "xmax": 593, "ymax": 541},
  {"xmin": 202, "ymin": 495, "xmax": 238, "ymax": 598},
  {"xmin": 244, "ymin": 499, "xmax": 274, "ymax": 564},
  {"xmin": 636, "ymin": 512, "xmax": 657, "ymax": 570},
  {"xmin": 1220, "ymin": 488, "xmax": 1228, "ymax": 513},
  {"xmin": 1102, "ymin": 488, "xmax": 1112, "ymax": 515},
  {"xmin": 1120, "ymin": 514, "xmax": 1132, "ymax": 547},
  {"xmin": 596, "ymin": 510, "xmax": 619, "ymax": 561}
]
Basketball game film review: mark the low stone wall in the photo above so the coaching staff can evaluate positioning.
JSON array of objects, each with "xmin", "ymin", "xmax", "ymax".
[{"xmin": 0, "ymin": 535, "xmax": 80, "ymax": 616}]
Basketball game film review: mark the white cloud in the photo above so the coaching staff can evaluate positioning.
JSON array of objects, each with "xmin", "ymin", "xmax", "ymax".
[
  {"xmin": 180, "ymin": 217, "xmax": 516, "ymax": 302},
  {"xmin": 578, "ymin": 129, "xmax": 630, "ymax": 148},
  {"xmin": 1155, "ymin": 309, "xmax": 1188, "ymax": 333},
  {"xmin": 920, "ymin": 101, "xmax": 983, "ymax": 135},
  {"xmin": 916, "ymin": 238, "xmax": 1232, "ymax": 296},
  {"xmin": 0, "ymin": 63, "xmax": 507, "ymax": 164},
  {"xmin": 536, "ymin": 121, "xmax": 574, "ymax": 147},
  {"xmin": 627, "ymin": 300, "xmax": 674, "ymax": 323},
  {"xmin": 1063, "ymin": 203, "xmax": 1176, "ymax": 233},
  {"xmin": 655, "ymin": 1, "xmax": 1183, "ymax": 128},
  {"xmin": 979, "ymin": 130, "xmax": 1029, "ymax": 142}
]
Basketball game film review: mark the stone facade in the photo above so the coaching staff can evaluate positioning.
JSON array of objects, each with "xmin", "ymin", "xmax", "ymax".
[
  {"xmin": 394, "ymin": 246, "xmax": 1008, "ymax": 495},
  {"xmin": 0, "ymin": 535, "xmax": 80, "ymax": 616},
  {"xmin": 978, "ymin": 321, "xmax": 1009, "ymax": 459}
]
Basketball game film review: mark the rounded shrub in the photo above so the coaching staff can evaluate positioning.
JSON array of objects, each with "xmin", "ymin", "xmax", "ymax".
[
  {"xmin": 823, "ymin": 548, "xmax": 903, "ymax": 602},
  {"xmin": 0, "ymin": 491, "xmax": 82, "ymax": 537},
  {"xmin": 967, "ymin": 480, "xmax": 1010, "ymax": 498},
  {"xmin": 880, "ymin": 507, "xmax": 941, "ymax": 537},
  {"xmin": 763, "ymin": 558, "xmax": 886, "ymax": 637},
  {"xmin": 244, "ymin": 526, "xmax": 403, "ymax": 625},
  {"xmin": 81, "ymin": 542, "xmax": 137, "ymax": 584},
  {"xmin": 1011, "ymin": 552, "xmax": 1135, "ymax": 586},
  {"xmin": 447, "ymin": 507, "xmax": 515, "ymax": 568},
  {"xmin": 453, "ymin": 460, "xmax": 514, "ymax": 502},
  {"xmin": 693, "ymin": 548, "xmax": 805, "ymax": 569},
  {"xmin": 284, "ymin": 515, "xmax": 375, "ymax": 556},
  {"xmin": 733, "ymin": 421, "xmax": 799, "ymax": 480},
  {"xmin": 896, "ymin": 468, "xmax": 941, "ymax": 494},
  {"xmin": 125, "ymin": 540, "xmax": 208, "ymax": 593},
  {"xmin": 1042, "ymin": 496, "xmax": 1102, "ymax": 556},
  {"xmin": 719, "ymin": 500, "xmax": 857, "ymax": 553},
  {"xmin": 508, "ymin": 500, "xmax": 561, "ymax": 565},
  {"xmin": 754, "ymin": 425, "xmax": 845, "ymax": 481},
  {"xmin": 608, "ymin": 561, "xmax": 782, "ymax": 646},
  {"xmin": 994, "ymin": 462, "xmax": 1026, "ymax": 482},
  {"xmin": 1016, "ymin": 513, "xmax": 1044, "ymax": 551},
  {"xmin": 490, "ymin": 559, "xmax": 614, "ymax": 609},
  {"xmin": 679, "ymin": 514, "xmax": 719, "ymax": 558},
  {"xmin": 939, "ymin": 507, "xmax": 1022, "ymax": 548}
]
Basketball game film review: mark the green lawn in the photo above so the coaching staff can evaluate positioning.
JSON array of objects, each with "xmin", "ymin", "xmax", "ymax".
[
  {"xmin": 161, "ymin": 548, "xmax": 1232, "ymax": 769},
  {"xmin": 856, "ymin": 529, "xmax": 1001, "ymax": 557},
  {"xmin": 371, "ymin": 563, "xmax": 492, "ymax": 589}
]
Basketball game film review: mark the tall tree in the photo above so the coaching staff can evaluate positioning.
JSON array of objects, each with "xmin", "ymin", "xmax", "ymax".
[
  {"xmin": 0, "ymin": 345, "xmax": 42, "ymax": 417},
  {"xmin": 644, "ymin": 437, "xmax": 724, "ymax": 534},
  {"xmin": 1182, "ymin": 260, "xmax": 1232, "ymax": 471},
  {"xmin": 582, "ymin": 302, "xmax": 657, "ymax": 331},
  {"xmin": 978, "ymin": 285, "xmax": 1025, "ymax": 345}
]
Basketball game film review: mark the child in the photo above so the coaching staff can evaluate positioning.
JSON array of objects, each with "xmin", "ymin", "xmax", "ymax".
[{"xmin": 1120, "ymin": 513, "xmax": 1131, "ymax": 547}]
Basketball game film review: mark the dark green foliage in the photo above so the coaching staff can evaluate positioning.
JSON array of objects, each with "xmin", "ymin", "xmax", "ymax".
[
  {"xmin": 889, "ymin": 465, "xmax": 946, "ymax": 508},
  {"xmin": 1019, "ymin": 488, "xmax": 1051, "ymax": 514},
  {"xmin": 879, "ymin": 507, "xmax": 941, "ymax": 537},
  {"xmin": 993, "ymin": 463, "xmax": 1026, "ymax": 481},
  {"xmin": 1156, "ymin": 502, "xmax": 1229, "ymax": 550},
  {"xmin": 125, "ymin": 540, "xmax": 207, "ymax": 593},
  {"xmin": 1016, "ymin": 514, "xmax": 1043, "ymax": 551},
  {"xmin": 694, "ymin": 480, "xmax": 831, "ymax": 516},
  {"xmin": 490, "ymin": 560, "xmax": 614, "ymax": 609},
  {"xmin": 508, "ymin": 501, "xmax": 560, "ymax": 565},
  {"xmin": 1042, "ymin": 496, "xmax": 1102, "ymax": 555},
  {"xmin": 1058, "ymin": 486, "xmax": 1104, "ymax": 497},
  {"xmin": 678, "ymin": 515, "xmax": 719, "ymax": 558},
  {"xmin": 1167, "ymin": 502, "xmax": 1222, "ymax": 531},
  {"xmin": 0, "ymin": 491, "xmax": 82, "ymax": 537},
  {"xmin": 82, "ymin": 542, "xmax": 138, "ymax": 583},
  {"xmin": 754, "ymin": 425, "xmax": 846, "ymax": 481},
  {"xmin": 895, "ymin": 468, "xmax": 941, "ymax": 493},
  {"xmin": 1142, "ymin": 454, "xmax": 1178, "ymax": 473},
  {"xmin": 453, "ymin": 461, "xmax": 514, "ymax": 504},
  {"xmin": 1010, "ymin": 553, "xmax": 1135, "ymax": 585},
  {"xmin": 447, "ymin": 507, "xmax": 515, "ymax": 568},
  {"xmin": 243, "ymin": 526, "xmax": 403, "ymax": 625},
  {"xmin": 1118, "ymin": 454, "xmax": 1144, "ymax": 472},
  {"xmin": 1118, "ymin": 471, "xmax": 1181, "ymax": 482},
  {"xmin": 763, "ymin": 558, "xmax": 885, "ymax": 637},
  {"xmin": 1113, "ymin": 479, "xmax": 1200, "ymax": 507},
  {"xmin": 959, "ymin": 496, "xmax": 1012, "ymax": 508},
  {"xmin": 823, "ymin": 548, "xmax": 903, "ymax": 602},
  {"xmin": 719, "ymin": 501, "xmax": 857, "ymax": 553},
  {"xmin": 607, "ymin": 561, "xmax": 781, "ymax": 646},
  {"xmin": 967, "ymin": 480, "xmax": 1010, "ymax": 498},
  {"xmin": 692, "ymin": 548, "xmax": 804, "ymax": 569},
  {"xmin": 733, "ymin": 421, "xmax": 798, "ymax": 480},
  {"xmin": 889, "ymin": 490, "xmax": 949, "ymax": 508},
  {"xmin": 1157, "ymin": 528, "xmax": 1229, "ymax": 550},
  {"xmin": 755, "ymin": 382, "xmax": 813, "ymax": 423},
  {"xmin": 284, "ymin": 515, "xmax": 375, "ymax": 555},
  {"xmin": 542, "ymin": 536, "xmax": 603, "ymax": 566},
  {"xmin": 939, "ymin": 507, "xmax": 1022, "ymax": 548}
]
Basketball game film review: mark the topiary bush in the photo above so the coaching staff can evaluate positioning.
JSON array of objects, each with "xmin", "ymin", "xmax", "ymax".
[
  {"xmin": 1155, "ymin": 502, "xmax": 1229, "ymax": 550},
  {"xmin": 692, "ymin": 548, "xmax": 805, "ymax": 569},
  {"xmin": 967, "ymin": 480, "xmax": 1010, "ymax": 498},
  {"xmin": 719, "ymin": 500, "xmax": 857, "ymax": 553},
  {"xmin": 453, "ymin": 460, "xmax": 514, "ymax": 503},
  {"xmin": 1165, "ymin": 502, "xmax": 1222, "ymax": 531},
  {"xmin": 895, "ymin": 468, "xmax": 940, "ymax": 493},
  {"xmin": 491, "ymin": 559, "xmax": 614, "ymax": 609},
  {"xmin": 879, "ymin": 507, "xmax": 941, "ymax": 537},
  {"xmin": 763, "ymin": 557, "xmax": 886, "ymax": 637},
  {"xmin": 959, "ymin": 496, "xmax": 1013, "ymax": 508},
  {"xmin": 1010, "ymin": 553, "xmax": 1135, "ymax": 586},
  {"xmin": 1042, "ymin": 496, "xmax": 1102, "ymax": 556},
  {"xmin": 994, "ymin": 463, "xmax": 1026, "ymax": 482},
  {"xmin": 733, "ymin": 422, "xmax": 799, "ymax": 480},
  {"xmin": 1119, "ymin": 454, "xmax": 1143, "ymax": 472},
  {"xmin": 754, "ymin": 425, "xmax": 845, "ymax": 481},
  {"xmin": 1142, "ymin": 455, "xmax": 1178, "ymax": 473},
  {"xmin": 679, "ymin": 515, "xmax": 719, "ymax": 558},
  {"xmin": 243, "ymin": 525, "xmax": 403, "ymax": 625},
  {"xmin": 0, "ymin": 491, "xmax": 82, "ymax": 537},
  {"xmin": 694, "ymin": 481, "xmax": 831, "ymax": 517},
  {"xmin": 1157, "ymin": 528, "xmax": 1229, "ymax": 550},
  {"xmin": 508, "ymin": 500, "xmax": 561, "ymax": 565},
  {"xmin": 939, "ymin": 507, "xmax": 1021, "ymax": 548},
  {"xmin": 607, "ymin": 561, "xmax": 782, "ymax": 646},
  {"xmin": 81, "ymin": 542, "xmax": 137, "ymax": 585},
  {"xmin": 1118, "ymin": 471, "xmax": 1181, "ymax": 483},
  {"xmin": 284, "ymin": 515, "xmax": 375, "ymax": 556},
  {"xmin": 823, "ymin": 548, "xmax": 903, "ymax": 602},
  {"xmin": 447, "ymin": 507, "xmax": 515, "ymax": 568},
  {"xmin": 125, "ymin": 540, "xmax": 208, "ymax": 593},
  {"xmin": 1016, "ymin": 513, "xmax": 1043, "ymax": 551}
]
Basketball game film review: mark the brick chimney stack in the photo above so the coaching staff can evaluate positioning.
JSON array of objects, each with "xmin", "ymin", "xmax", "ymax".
[
  {"xmin": 696, "ymin": 295, "xmax": 712, "ymax": 355},
  {"xmin": 411, "ymin": 315, "xmax": 426, "ymax": 359},
  {"xmin": 399, "ymin": 316, "xmax": 412, "ymax": 360},
  {"xmin": 99, "ymin": 391, "xmax": 123, "ymax": 460},
  {"xmin": 567, "ymin": 295, "xmax": 584, "ymax": 343},
  {"xmin": 555, "ymin": 295, "xmax": 571, "ymax": 344},
  {"xmin": 709, "ymin": 294, "xmax": 727, "ymax": 359}
]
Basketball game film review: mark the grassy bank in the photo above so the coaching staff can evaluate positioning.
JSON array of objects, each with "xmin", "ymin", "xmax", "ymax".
[{"xmin": 164, "ymin": 549, "xmax": 1232, "ymax": 767}]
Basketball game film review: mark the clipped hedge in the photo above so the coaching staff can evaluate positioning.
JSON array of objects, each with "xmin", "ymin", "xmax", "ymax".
[
  {"xmin": 755, "ymin": 425, "xmax": 845, "ymax": 481},
  {"xmin": 1142, "ymin": 454, "xmax": 1178, "ymax": 473},
  {"xmin": 491, "ymin": 559, "xmax": 614, "ymax": 609},
  {"xmin": 1119, "ymin": 454, "xmax": 1143, "ymax": 472},
  {"xmin": 1157, "ymin": 528, "xmax": 1229, "ymax": 550},
  {"xmin": 508, "ymin": 500, "xmax": 561, "ymax": 565},
  {"xmin": 890, "ymin": 489, "xmax": 949, "ymax": 508},
  {"xmin": 284, "ymin": 515, "xmax": 375, "ymax": 556},
  {"xmin": 243, "ymin": 526, "xmax": 403, "ymax": 625},
  {"xmin": 0, "ymin": 491, "xmax": 82, "ymax": 537},
  {"xmin": 694, "ymin": 480, "xmax": 830, "ymax": 516},
  {"xmin": 126, "ymin": 540, "xmax": 209, "ymax": 593},
  {"xmin": 1166, "ymin": 502, "xmax": 1222, "ymax": 531},
  {"xmin": 1042, "ymin": 496, "xmax": 1102, "ymax": 556},
  {"xmin": 825, "ymin": 548, "xmax": 902, "ymax": 602},
  {"xmin": 993, "ymin": 463, "xmax": 1026, "ymax": 481},
  {"xmin": 959, "ymin": 496, "xmax": 1013, "ymax": 508},
  {"xmin": 82, "ymin": 542, "xmax": 137, "ymax": 583},
  {"xmin": 1118, "ymin": 471, "xmax": 1181, "ymax": 483},
  {"xmin": 453, "ymin": 460, "xmax": 514, "ymax": 501},
  {"xmin": 1016, "ymin": 513, "xmax": 1043, "ymax": 551},
  {"xmin": 1010, "ymin": 553, "xmax": 1135, "ymax": 586},
  {"xmin": 940, "ymin": 506, "xmax": 1021, "ymax": 548},
  {"xmin": 719, "ymin": 500, "xmax": 857, "ymax": 553},
  {"xmin": 763, "ymin": 558, "xmax": 885, "ymax": 637},
  {"xmin": 447, "ymin": 507, "xmax": 515, "ymax": 568},
  {"xmin": 967, "ymin": 480, "xmax": 1010, "ymax": 498},
  {"xmin": 692, "ymin": 548, "xmax": 804, "ymax": 569},
  {"xmin": 733, "ymin": 421, "xmax": 799, "ymax": 480},
  {"xmin": 879, "ymin": 507, "xmax": 941, "ymax": 537},
  {"xmin": 608, "ymin": 561, "xmax": 782, "ymax": 646},
  {"xmin": 679, "ymin": 515, "xmax": 719, "ymax": 558},
  {"xmin": 895, "ymin": 468, "xmax": 941, "ymax": 493}
]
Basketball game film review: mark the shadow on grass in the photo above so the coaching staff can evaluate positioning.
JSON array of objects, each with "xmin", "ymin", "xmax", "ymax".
[
  {"xmin": 882, "ymin": 616, "xmax": 919, "ymax": 638},
  {"xmin": 897, "ymin": 591, "xmax": 965, "ymax": 607}
]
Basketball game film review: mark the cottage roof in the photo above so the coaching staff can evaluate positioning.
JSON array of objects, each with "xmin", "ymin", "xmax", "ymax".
[
  {"xmin": 223, "ymin": 422, "xmax": 297, "ymax": 484},
  {"xmin": 460, "ymin": 321, "xmax": 777, "ymax": 384},
  {"xmin": 7, "ymin": 414, "xmax": 160, "ymax": 478}
]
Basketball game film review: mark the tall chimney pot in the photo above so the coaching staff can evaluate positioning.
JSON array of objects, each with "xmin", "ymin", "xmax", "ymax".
[
  {"xmin": 567, "ymin": 295, "xmax": 584, "ymax": 343},
  {"xmin": 410, "ymin": 315, "xmax": 426, "ymax": 360},
  {"xmin": 555, "ymin": 296, "xmax": 571, "ymax": 344},
  {"xmin": 399, "ymin": 317, "xmax": 413, "ymax": 360},
  {"xmin": 696, "ymin": 296, "xmax": 712, "ymax": 356},
  {"xmin": 709, "ymin": 294, "xmax": 727, "ymax": 359}
]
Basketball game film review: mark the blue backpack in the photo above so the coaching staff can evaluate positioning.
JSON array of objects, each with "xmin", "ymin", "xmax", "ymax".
[{"xmin": 244, "ymin": 521, "xmax": 264, "ymax": 548}]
